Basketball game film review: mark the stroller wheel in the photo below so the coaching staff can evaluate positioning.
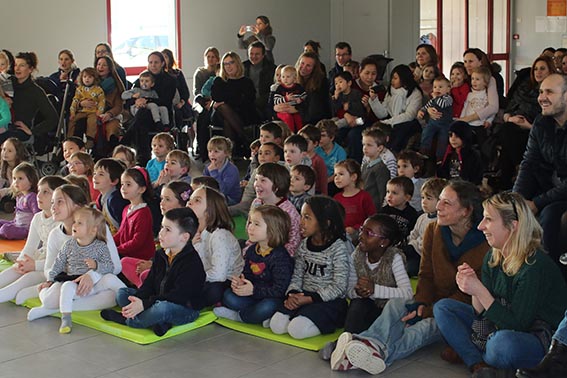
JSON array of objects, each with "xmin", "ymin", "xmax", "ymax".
[{"xmin": 39, "ymin": 162, "xmax": 58, "ymax": 176}]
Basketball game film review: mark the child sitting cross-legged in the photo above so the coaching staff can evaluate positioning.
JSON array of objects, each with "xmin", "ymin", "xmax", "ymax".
[
  {"xmin": 203, "ymin": 136, "xmax": 241, "ymax": 205},
  {"xmin": 214, "ymin": 205, "xmax": 293, "ymax": 325},
  {"xmin": 380, "ymin": 176, "xmax": 419, "ymax": 244},
  {"xmin": 101, "ymin": 207, "xmax": 206, "ymax": 337},
  {"xmin": 289, "ymin": 164, "xmax": 315, "ymax": 213}
]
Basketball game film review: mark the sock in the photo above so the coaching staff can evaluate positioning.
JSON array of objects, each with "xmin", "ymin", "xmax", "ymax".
[
  {"xmin": 100, "ymin": 309, "xmax": 127, "ymax": 325},
  {"xmin": 213, "ymin": 306, "xmax": 242, "ymax": 322},
  {"xmin": 269, "ymin": 312, "xmax": 290, "ymax": 334},
  {"xmin": 288, "ymin": 316, "xmax": 321, "ymax": 339},
  {"xmin": 152, "ymin": 322, "xmax": 172, "ymax": 337},
  {"xmin": 27, "ymin": 306, "xmax": 58, "ymax": 321},
  {"xmin": 262, "ymin": 318, "xmax": 271, "ymax": 328},
  {"xmin": 59, "ymin": 313, "xmax": 72, "ymax": 334}
]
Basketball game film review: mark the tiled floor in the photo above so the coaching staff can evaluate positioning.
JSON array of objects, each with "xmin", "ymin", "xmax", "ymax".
[{"xmin": 0, "ymin": 301, "xmax": 471, "ymax": 378}]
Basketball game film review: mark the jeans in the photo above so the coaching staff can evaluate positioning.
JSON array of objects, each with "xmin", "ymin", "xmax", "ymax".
[
  {"xmin": 357, "ymin": 298, "xmax": 440, "ymax": 366},
  {"xmin": 222, "ymin": 289, "xmax": 280, "ymax": 324},
  {"xmin": 434, "ymin": 298, "xmax": 546, "ymax": 369},
  {"xmin": 553, "ymin": 308, "xmax": 567, "ymax": 346},
  {"xmin": 420, "ymin": 120, "xmax": 449, "ymax": 160},
  {"xmin": 116, "ymin": 287, "xmax": 199, "ymax": 329}
]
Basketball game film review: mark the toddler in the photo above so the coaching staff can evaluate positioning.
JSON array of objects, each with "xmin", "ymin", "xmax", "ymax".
[
  {"xmin": 273, "ymin": 65, "xmax": 306, "ymax": 132},
  {"xmin": 67, "ymin": 67, "xmax": 106, "ymax": 148},
  {"xmin": 460, "ymin": 66, "xmax": 495, "ymax": 128},
  {"xmin": 45, "ymin": 207, "xmax": 114, "ymax": 333},
  {"xmin": 122, "ymin": 71, "xmax": 169, "ymax": 129},
  {"xmin": 204, "ymin": 136, "xmax": 240, "ymax": 205},
  {"xmin": 418, "ymin": 76, "xmax": 453, "ymax": 160}
]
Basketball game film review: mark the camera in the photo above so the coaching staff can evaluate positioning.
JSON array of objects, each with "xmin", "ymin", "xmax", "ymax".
[{"xmin": 245, "ymin": 25, "xmax": 254, "ymax": 32}]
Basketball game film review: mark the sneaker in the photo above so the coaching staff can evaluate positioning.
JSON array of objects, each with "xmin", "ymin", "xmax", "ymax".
[
  {"xmin": 319, "ymin": 340, "xmax": 337, "ymax": 361},
  {"xmin": 345, "ymin": 340, "xmax": 386, "ymax": 375},
  {"xmin": 330, "ymin": 332, "xmax": 353, "ymax": 370},
  {"xmin": 560, "ymin": 253, "xmax": 567, "ymax": 265}
]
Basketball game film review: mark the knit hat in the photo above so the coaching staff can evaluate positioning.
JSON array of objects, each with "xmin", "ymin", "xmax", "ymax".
[{"xmin": 449, "ymin": 121, "xmax": 473, "ymax": 146}]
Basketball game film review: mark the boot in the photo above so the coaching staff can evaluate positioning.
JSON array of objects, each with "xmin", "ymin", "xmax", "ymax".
[{"xmin": 516, "ymin": 340, "xmax": 567, "ymax": 378}]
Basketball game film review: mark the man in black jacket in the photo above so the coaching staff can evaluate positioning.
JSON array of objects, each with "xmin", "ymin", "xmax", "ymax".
[
  {"xmin": 243, "ymin": 41, "xmax": 275, "ymax": 121},
  {"xmin": 513, "ymin": 73, "xmax": 567, "ymax": 278}
]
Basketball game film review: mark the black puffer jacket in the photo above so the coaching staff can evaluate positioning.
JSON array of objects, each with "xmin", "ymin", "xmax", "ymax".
[
  {"xmin": 513, "ymin": 115, "xmax": 567, "ymax": 209},
  {"xmin": 504, "ymin": 73, "xmax": 540, "ymax": 123}
]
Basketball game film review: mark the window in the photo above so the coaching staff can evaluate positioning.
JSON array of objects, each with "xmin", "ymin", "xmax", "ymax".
[{"xmin": 107, "ymin": 0, "xmax": 180, "ymax": 76}]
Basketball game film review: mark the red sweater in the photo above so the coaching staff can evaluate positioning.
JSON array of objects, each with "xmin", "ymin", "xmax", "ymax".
[
  {"xmin": 113, "ymin": 205, "xmax": 155, "ymax": 260},
  {"xmin": 451, "ymin": 83, "xmax": 471, "ymax": 118},
  {"xmin": 310, "ymin": 153, "xmax": 328, "ymax": 195},
  {"xmin": 334, "ymin": 189, "xmax": 377, "ymax": 229}
]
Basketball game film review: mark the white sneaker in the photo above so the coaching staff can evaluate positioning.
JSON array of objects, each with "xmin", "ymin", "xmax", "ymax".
[
  {"xmin": 345, "ymin": 340, "xmax": 386, "ymax": 375},
  {"xmin": 330, "ymin": 332, "xmax": 353, "ymax": 370}
]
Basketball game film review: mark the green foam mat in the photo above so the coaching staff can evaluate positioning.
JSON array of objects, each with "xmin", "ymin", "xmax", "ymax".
[
  {"xmin": 233, "ymin": 215, "xmax": 247, "ymax": 240},
  {"xmin": 22, "ymin": 297, "xmax": 217, "ymax": 344},
  {"xmin": 214, "ymin": 317, "xmax": 342, "ymax": 351},
  {"xmin": 0, "ymin": 259, "xmax": 12, "ymax": 272},
  {"xmin": 411, "ymin": 277, "xmax": 418, "ymax": 293}
]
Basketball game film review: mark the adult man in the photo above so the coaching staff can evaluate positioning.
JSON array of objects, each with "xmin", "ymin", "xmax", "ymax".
[
  {"xmin": 328, "ymin": 42, "xmax": 352, "ymax": 93},
  {"xmin": 514, "ymin": 73, "xmax": 567, "ymax": 277},
  {"xmin": 243, "ymin": 41, "xmax": 275, "ymax": 121}
]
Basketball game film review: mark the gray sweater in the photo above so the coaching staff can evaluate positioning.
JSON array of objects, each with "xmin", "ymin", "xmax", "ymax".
[{"xmin": 48, "ymin": 239, "xmax": 114, "ymax": 281}]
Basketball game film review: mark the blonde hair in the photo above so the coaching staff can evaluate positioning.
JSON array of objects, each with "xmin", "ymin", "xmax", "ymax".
[
  {"xmin": 281, "ymin": 65, "xmax": 298, "ymax": 82},
  {"xmin": 472, "ymin": 66, "xmax": 491, "ymax": 88},
  {"xmin": 69, "ymin": 151, "xmax": 94, "ymax": 176},
  {"xmin": 166, "ymin": 149, "xmax": 191, "ymax": 169},
  {"xmin": 207, "ymin": 136, "xmax": 233, "ymax": 156},
  {"xmin": 65, "ymin": 174, "xmax": 92, "ymax": 203},
  {"xmin": 74, "ymin": 207, "xmax": 107, "ymax": 242},
  {"xmin": 220, "ymin": 52, "xmax": 244, "ymax": 80},
  {"xmin": 152, "ymin": 132, "xmax": 175, "ymax": 151},
  {"xmin": 485, "ymin": 192, "xmax": 542, "ymax": 276}
]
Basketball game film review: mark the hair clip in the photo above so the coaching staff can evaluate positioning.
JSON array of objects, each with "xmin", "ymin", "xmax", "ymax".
[{"xmin": 180, "ymin": 189, "xmax": 191, "ymax": 201}]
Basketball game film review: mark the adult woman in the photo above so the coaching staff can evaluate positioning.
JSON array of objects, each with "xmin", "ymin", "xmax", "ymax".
[
  {"xmin": 414, "ymin": 44, "xmax": 439, "ymax": 82},
  {"xmin": 237, "ymin": 15, "xmax": 276, "ymax": 63},
  {"xmin": 275, "ymin": 52, "xmax": 330, "ymax": 126},
  {"xmin": 337, "ymin": 56, "xmax": 379, "ymax": 162},
  {"xmin": 1, "ymin": 49, "xmax": 15, "ymax": 74},
  {"xmin": 161, "ymin": 48, "xmax": 191, "ymax": 126},
  {"xmin": 330, "ymin": 180, "xmax": 489, "ymax": 375},
  {"xmin": 124, "ymin": 51, "xmax": 176, "ymax": 164},
  {"xmin": 498, "ymin": 55, "xmax": 554, "ymax": 189},
  {"xmin": 94, "ymin": 42, "xmax": 127, "ymax": 90},
  {"xmin": 303, "ymin": 40, "xmax": 326, "ymax": 75},
  {"xmin": 193, "ymin": 47, "xmax": 220, "ymax": 158},
  {"xmin": 48, "ymin": 49, "xmax": 80, "ymax": 96},
  {"xmin": 210, "ymin": 51, "xmax": 257, "ymax": 154},
  {"xmin": 8, "ymin": 52, "xmax": 58, "ymax": 151},
  {"xmin": 368, "ymin": 64, "xmax": 423, "ymax": 153},
  {"xmin": 24, "ymin": 185, "xmax": 124, "ymax": 319},
  {"xmin": 434, "ymin": 192, "xmax": 567, "ymax": 376}
]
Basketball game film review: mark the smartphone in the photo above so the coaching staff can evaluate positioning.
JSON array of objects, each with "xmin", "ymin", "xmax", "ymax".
[{"xmin": 245, "ymin": 25, "xmax": 254, "ymax": 32}]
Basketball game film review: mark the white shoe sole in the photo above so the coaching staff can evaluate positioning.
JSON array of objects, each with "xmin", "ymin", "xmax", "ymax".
[
  {"xmin": 345, "ymin": 340, "xmax": 386, "ymax": 375},
  {"xmin": 330, "ymin": 332, "xmax": 352, "ymax": 370}
]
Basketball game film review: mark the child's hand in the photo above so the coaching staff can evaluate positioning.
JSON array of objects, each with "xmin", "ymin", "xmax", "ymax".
[
  {"xmin": 240, "ymin": 180, "xmax": 248, "ymax": 188},
  {"xmin": 85, "ymin": 258, "xmax": 97, "ymax": 270},
  {"xmin": 156, "ymin": 169, "xmax": 170, "ymax": 186},
  {"xmin": 136, "ymin": 260, "xmax": 152, "ymax": 274},
  {"xmin": 14, "ymin": 255, "xmax": 35, "ymax": 274},
  {"xmin": 232, "ymin": 278, "xmax": 254, "ymax": 296},
  {"xmin": 38, "ymin": 281, "xmax": 52, "ymax": 291},
  {"xmin": 427, "ymin": 107, "xmax": 442, "ymax": 120},
  {"xmin": 74, "ymin": 274, "xmax": 94, "ymax": 296},
  {"xmin": 355, "ymin": 277, "xmax": 374, "ymax": 298},
  {"xmin": 69, "ymin": 114, "xmax": 75, "ymax": 121},
  {"xmin": 122, "ymin": 296, "xmax": 144, "ymax": 318},
  {"xmin": 417, "ymin": 110, "xmax": 425, "ymax": 119},
  {"xmin": 134, "ymin": 98, "xmax": 147, "ymax": 109},
  {"xmin": 230, "ymin": 274, "xmax": 246, "ymax": 290},
  {"xmin": 284, "ymin": 292, "xmax": 312, "ymax": 310},
  {"xmin": 132, "ymin": 93, "xmax": 140, "ymax": 99},
  {"xmin": 483, "ymin": 121, "xmax": 492, "ymax": 129}
]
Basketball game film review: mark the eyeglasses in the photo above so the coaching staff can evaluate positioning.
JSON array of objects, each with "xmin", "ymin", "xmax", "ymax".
[
  {"xmin": 359, "ymin": 226, "xmax": 386, "ymax": 239},
  {"xmin": 223, "ymin": 60, "xmax": 236, "ymax": 66},
  {"xmin": 67, "ymin": 161, "xmax": 84, "ymax": 167}
]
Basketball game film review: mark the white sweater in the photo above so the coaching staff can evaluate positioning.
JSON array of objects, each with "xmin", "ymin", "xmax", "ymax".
[
  {"xmin": 18, "ymin": 211, "xmax": 60, "ymax": 271},
  {"xmin": 194, "ymin": 228, "xmax": 244, "ymax": 282}
]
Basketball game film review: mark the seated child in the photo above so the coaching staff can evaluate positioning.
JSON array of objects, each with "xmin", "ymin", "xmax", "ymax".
[
  {"xmin": 214, "ymin": 205, "xmax": 293, "ymax": 325},
  {"xmin": 298, "ymin": 124, "xmax": 327, "ymax": 194},
  {"xmin": 252, "ymin": 162, "xmax": 301, "ymax": 256},
  {"xmin": 113, "ymin": 167, "xmax": 155, "ymax": 260},
  {"xmin": 362, "ymin": 127, "xmax": 397, "ymax": 179},
  {"xmin": 273, "ymin": 65, "xmax": 306, "ymax": 132},
  {"xmin": 67, "ymin": 67, "xmax": 105, "ymax": 148},
  {"xmin": 229, "ymin": 142, "xmax": 283, "ymax": 217},
  {"xmin": 0, "ymin": 162, "xmax": 40, "ymax": 240},
  {"xmin": 270, "ymin": 196, "xmax": 350, "ymax": 339},
  {"xmin": 61, "ymin": 137, "xmax": 85, "ymax": 176},
  {"xmin": 191, "ymin": 176, "xmax": 220, "ymax": 191},
  {"xmin": 332, "ymin": 71, "xmax": 365, "ymax": 128},
  {"xmin": 188, "ymin": 185, "xmax": 244, "ymax": 306},
  {"xmin": 204, "ymin": 136, "xmax": 241, "ymax": 205},
  {"xmin": 361, "ymin": 129, "xmax": 391, "ymax": 210},
  {"xmin": 333, "ymin": 159, "xmax": 377, "ymax": 241},
  {"xmin": 289, "ymin": 164, "xmax": 315, "ymax": 213},
  {"xmin": 418, "ymin": 76, "xmax": 453, "ymax": 161},
  {"xmin": 314, "ymin": 120, "xmax": 346, "ymax": 196},
  {"xmin": 437, "ymin": 121, "xmax": 483, "ymax": 185},
  {"xmin": 121, "ymin": 180, "xmax": 192, "ymax": 288},
  {"xmin": 459, "ymin": 66, "xmax": 495, "ymax": 143},
  {"xmin": 43, "ymin": 207, "xmax": 114, "ymax": 333},
  {"xmin": 405, "ymin": 178, "xmax": 446, "ymax": 277},
  {"xmin": 418, "ymin": 63, "xmax": 439, "ymax": 99},
  {"xmin": 122, "ymin": 71, "xmax": 170, "ymax": 130},
  {"xmin": 101, "ymin": 207, "xmax": 206, "ymax": 337},
  {"xmin": 283, "ymin": 134, "xmax": 312, "ymax": 170},
  {"xmin": 112, "ymin": 145, "xmax": 137, "ymax": 168},
  {"xmin": 380, "ymin": 176, "xmax": 419, "ymax": 244},
  {"xmin": 0, "ymin": 138, "xmax": 27, "ymax": 211},
  {"xmin": 65, "ymin": 175, "xmax": 92, "ymax": 203},
  {"xmin": 146, "ymin": 132, "xmax": 174, "ymax": 186},
  {"xmin": 93, "ymin": 158, "xmax": 128, "ymax": 235},
  {"xmin": 450, "ymin": 62, "xmax": 470, "ymax": 119},
  {"xmin": 396, "ymin": 150, "xmax": 426, "ymax": 213},
  {"xmin": 155, "ymin": 149, "xmax": 192, "ymax": 188},
  {"xmin": 241, "ymin": 139, "xmax": 261, "ymax": 188},
  {"xmin": 0, "ymin": 175, "xmax": 67, "ymax": 303},
  {"xmin": 67, "ymin": 151, "xmax": 99, "ymax": 201}
]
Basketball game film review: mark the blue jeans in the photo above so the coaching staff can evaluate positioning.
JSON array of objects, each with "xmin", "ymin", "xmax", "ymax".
[
  {"xmin": 357, "ymin": 298, "xmax": 441, "ymax": 366},
  {"xmin": 116, "ymin": 287, "xmax": 199, "ymax": 329},
  {"xmin": 222, "ymin": 289, "xmax": 280, "ymax": 324},
  {"xmin": 434, "ymin": 298, "xmax": 546, "ymax": 369},
  {"xmin": 553, "ymin": 308, "xmax": 567, "ymax": 346},
  {"xmin": 420, "ymin": 120, "xmax": 449, "ymax": 160}
]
